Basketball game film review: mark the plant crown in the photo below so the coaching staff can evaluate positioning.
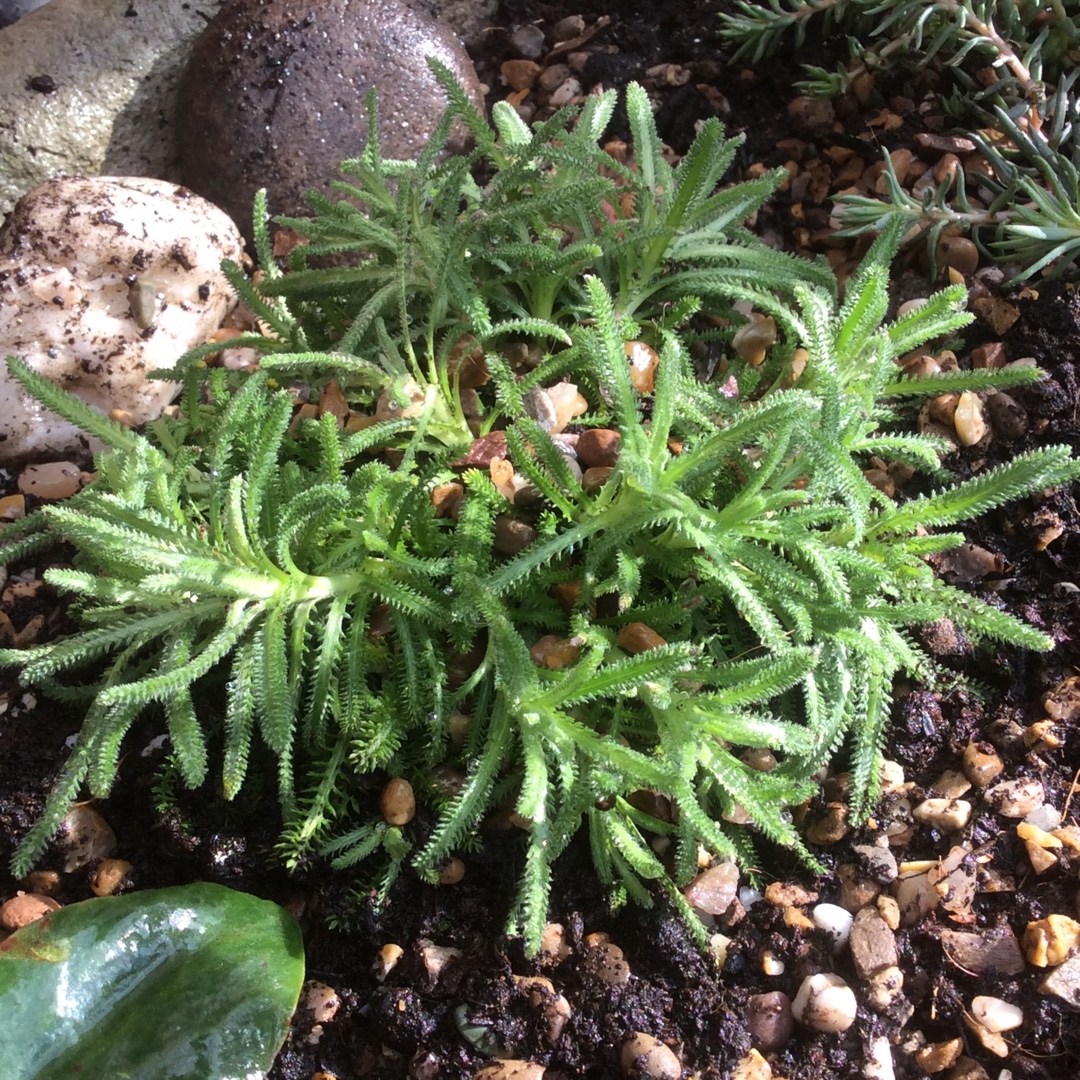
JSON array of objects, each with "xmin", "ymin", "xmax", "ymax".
[{"xmin": 2, "ymin": 64, "xmax": 1077, "ymax": 953}]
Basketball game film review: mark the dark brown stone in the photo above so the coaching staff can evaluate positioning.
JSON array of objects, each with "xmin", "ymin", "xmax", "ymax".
[{"xmin": 176, "ymin": 0, "xmax": 484, "ymax": 243}]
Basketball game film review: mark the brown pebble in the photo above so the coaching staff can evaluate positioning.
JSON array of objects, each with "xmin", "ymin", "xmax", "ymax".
[
  {"xmin": 1023, "ymin": 914, "xmax": 1080, "ymax": 967},
  {"xmin": 539, "ymin": 63, "xmax": 571, "ymax": 91},
  {"xmin": 620, "ymin": 1032, "xmax": 681, "ymax": 1080},
  {"xmin": 849, "ymin": 905, "xmax": 898, "ymax": 979},
  {"xmin": 18, "ymin": 461, "xmax": 82, "ymax": 500},
  {"xmin": 584, "ymin": 939, "xmax": 631, "ymax": 986},
  {"xmin": 971, "ymin": 342, "xmax": 1006, "ymax": 369},
  {"xmin": 21, "ymin": 870, "xmax": 61, "ymax": 897},
  {"xmin": 985, "ymin": 390, "xmax": 1028, "ymax": 440},
  {"xmin": 57, "ymin": 805, "xmax": 117, "ymax": 872},
  {"xmin": 962, "ymin": 741, "xmax": 1003, "ymax": 786},
  {"xmin": 577, "ymin": 428, "xmax": 621, "ymax": 468},
  {"xmin": 437, "ymin": 857, "xmax": 465, "ymax": 885},
  {"xmin": 684, "ymin": 862, "xmax": 739, "ymax": 916},
  {"xmin": 625, "ymin": 340, "xmax": 660, "ymax": 394},
  {"xmin": 475, "ymin": 1059, "xmax": 546, "ymax": 1080},
  {"xmin": 0, "ymin": 493, "xmax": 25, "ymax": 521},
  {"xmin": 89, "ymin": 858, "xmax": 133, "ymax": 897},
  {"xmin": 300, "ymin": 980, "xmax": 342, "ymax": 1025},
  {"xmin": 494, "ymin": 515, "xmax": 538, "ymax": 556},
  {"xmin": 936, "ymin": 235, "xmax": 979, "ymax": 277},
  {"xmin": 617, "ymin": 622, "xmax": 666, "ymax": 654},
  {"xmin": 583, "ymin": 466, "xmax": 614, "ymax": 493},
  {"xmin": 916, "ymin": 1038, "xmax": 963, "ymax": 1073},
  {"xmin": 764, "ymin": 881, "xmax": 817, "ymax": 907},
  {"xmin": 501, "ymin": 59, "xmax": 541, "ymax": 91},
  {"xmin": 380, "ymin": 777, "xmax": 415, "ymax": 826},
  {"xmin": 746, "ymin": 990, "xmax": 794, "ymax": 1052},
  {"xmin": 0, "ymin": 891, "xmax": 61, "ymax": 930},
  {"xmin": 804, "ymin": 802, "xmax": 850, "ymax": 845},
  {"xmin": 530, "ymin": 635, "xmax": 582, "ymax": 670}
]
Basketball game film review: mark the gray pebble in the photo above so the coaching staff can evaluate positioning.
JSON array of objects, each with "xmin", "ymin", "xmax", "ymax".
[{"xmin": 511, "ymin": 23, "xmax": 546, "ymax": 59}]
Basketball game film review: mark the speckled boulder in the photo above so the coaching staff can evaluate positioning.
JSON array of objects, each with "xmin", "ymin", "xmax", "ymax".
[
  {"xmin": 0, "ymin": 176, "xmax": 243, "ymax": 463},
  {"xmin": 175, "ymin": 0, "xmax": 486, "ymax": 244}
]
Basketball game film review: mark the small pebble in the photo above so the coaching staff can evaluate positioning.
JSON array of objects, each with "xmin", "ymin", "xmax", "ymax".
[
  {"xmin": 912, "ymin": 797, "xmax": 972, "ymax": 831},
  {"xmin": 620, "ymin": 1032, "xmax": 681, "ymax": 1080},
  {"xmin": 577, "ymin": 428, "xmax": 621, "ymax": 468},
  {"xmin": 57, "ymin": 804, "xmax": 117, "ymax": 871},
  {"xmin": 746, "ymin": 991, "xmax": 794, "ymax": 1052},
  {"xmin": 539, "ymin": 63, "xmax": 571, "ymax": 91},
  {"xmin": 940, "ymin": 926, "xmax": 1025, "ymax": 976},
  {"xmin": 1023, "ymin": 914, "xmax": 1080, "ymax": 967},
  {"xmin": 501, "ymin": 59, "xmax": 541, "ymax": 91},
  {"xmin": 437, "ymin": 857, "xmax": 465, "ymax": 885},
  {"xmin": 984, "ymin": 778, "xmax": 1044, "ymax": 817},
  {"xmin": 476, "ymin": 1061, "xmax": 546, "ymax": 1080},
  {"xmin": 584, "ymin": 939, "xmax": 631, "ymax": 986},
  {"xmin": 970, "ymin": 995, "xmax": 1022, "ymax": 1032},
  {"xmin": 419, "ymin": 940, "xmax": 462, "ymax": 979},
  {"xmin": 811, "ymin": 903, "xmax": 853, "ymax": 953},
  {"xmin": 916, "ymin": 1038, "xmax": 963, "ymax": 1074},
  {"xmin": 511, "ymin": 23, "xmax": 546, "ymax": 59},
  {"xmin": 943, "ymin": 1058, "xmax": 990, "ymax": 1080},
  {"xmin": 300, "ymin": 980, "xmax": 342, "ymax": 1025},
  {"xmin": 549, "ymin": 14, "xmax": 586, "ymax": 41},
  {"xmin": 866, "ymin": 965, "xmax": 904, "ymax": 1011},
  {"xmin": 791, "ymin": 972, "xmax": 857, "ymax": 1033},
  {"xmin": 962, "ymin": 741, "xmax": 1003, "ymax": 786},
  {"xmin": 617, "ymin": 621, "xmax": 667, "ymax": 655},
  {"xmin": 372, "ymin": 943, "xmax": 404, "ymax": 981},
  {"xmin": 549, "ymin": 77, "xmax": 582, "ymax": 107},
  {"xmin": 539, "ymin": 922, "xmax": 571, "ymax": 966},
  {"xmin": 18, "ymin": 460, "xmax": 82, "ymax": 500},
  {"xmin": 760, "ymin": 950, "xmax": 785, "ymax": 976},
  {"xmin": 849, "ymin": 905, "xmax": 898, "ymax": 979},
  {"xmin": 380, "ymin": 777, "xmax": 415, "ymax": 826},
  {"xmin": 494, "ymin": 515, "xmax": 538, "ymax": 555},
  {"xmin": 962, "ymin": 1015, "xmax": 1008, "ymax": 1058},
  {"xmin": 21, "ymin": 869, "xmax": 60, "ymax": 896},
  {"xmin": 837, "ymin": 864, "xmax": 880, "ymax": 912},
  {"xmin": 894, "ymin": 870, "xmax": 937, "ymax": 926},
  {"xmin": 953, "ymin": 391, "xmax": 987, "ymax": 446},
  {"xmin": 0, "ymin": 891, "xmax": 61, "ymax": 930},
  {"xmin": 684, "ymin": 862, "xmax": 738, "ymax": 916},
  {"xmin": 935, "ymin": 235, "xmax": 979, "ymax": 277},
  {"xmin": 803, "ymin": 802, "xmax": 849, "ymax": 845},
  {"xmin": 89, "ymin": 857, "xmax": 133, "ymax": 896},
  {"xmin": 865, "ymin": 1034, "xmax": 895, "ymax": 1080},
  {"xmin": 625, "ymin": 340, "xmax": 660, "ymax": 394},
  {"xmin": 732, "ymin": 1048, "xmax": 773, "ymax": 1080},
  {"xmin": 1039, "ymin": 952, "xmax": 1080, "ymax": 1007},
  {"xmin": 985, "ymin": 390, "xmax": 1027, "ymax": 439}
]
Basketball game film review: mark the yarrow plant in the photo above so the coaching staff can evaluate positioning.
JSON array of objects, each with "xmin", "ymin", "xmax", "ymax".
[{"xmin": 2, "ymin": 65, "xmax": 1077, "ymax": 953}]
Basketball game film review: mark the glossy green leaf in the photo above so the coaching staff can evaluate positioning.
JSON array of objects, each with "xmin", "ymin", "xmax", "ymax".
[{"xmin": 0, "ymin": 882, "xmax": 304, "ymax": 1080}]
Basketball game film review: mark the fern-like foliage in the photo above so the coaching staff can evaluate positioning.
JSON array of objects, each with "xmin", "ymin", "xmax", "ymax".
[
  {"xmin": 2, "ymin": 87, "xmax": 1077, "ymax": 957},
  {"xmin": 720, "ymin": 0, "xmax": 1080, "ymax": 278}
]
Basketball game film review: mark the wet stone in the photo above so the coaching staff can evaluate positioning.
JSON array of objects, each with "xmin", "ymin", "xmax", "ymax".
[
  {"xmin": 940, "ymin": 925, "xmax": 1025, "ymax": 976},
  {"xmin": 620, "ymin": 1032, "xmax": 681, "ymax": 1080},
  {"xmin": 176, "ymin": 0, "xmax": 484, "ymax": 244},
  {"xmin": 0, "ymin": 890, "xmax": 61, "ymax": 930},
  {"xmin": 577, "ymin": 428, "xmax": 621, "ymax": 468},
  {"xmin": 746, "ymin": 990, "xmax": 794, "ymax": 1052},
  {"xmin": 684, "ymin": 861, "xmax": 739, "ymax": 916},
  {"xmin": 849, "ymin": 905, "xmax": 898, "ymax": 979}
]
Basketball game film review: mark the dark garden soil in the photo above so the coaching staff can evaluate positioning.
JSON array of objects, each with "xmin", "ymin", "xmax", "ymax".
[{"xmin": 2, "ymin": 2, "xmax": 1080, "ymax": 1078}]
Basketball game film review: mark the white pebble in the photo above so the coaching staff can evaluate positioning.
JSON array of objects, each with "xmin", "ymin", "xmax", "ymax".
[
  {"xmin": 865, "ymin": 1034, "xmax": 895, "ymax": 1080},
  {"xmin": 812, "ymin": 903, "xmax": 855, "ymax": 953},
  {"xmin": 1024, "ymin": 804, "xmax": 1062, "ymax": 831},
  {"xmin": 971, "ymin": 995, "xmax": 1023, "ymax": 1033},
  {"xmin": 739, "ymin": 885, "xmax": 763, "ymax": 908},
  {"xmin": 792, "ymin": 972, "xmax": 858, "ymax": 1033},
  {"xmin": 912, "ymin": 797, "xmax": 972, "ymax": 831}
]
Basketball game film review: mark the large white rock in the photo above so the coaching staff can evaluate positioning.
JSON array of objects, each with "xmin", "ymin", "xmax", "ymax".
[{"xmin": 0, "ymin": 175, "xmax": 243, "ymax": 463}]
